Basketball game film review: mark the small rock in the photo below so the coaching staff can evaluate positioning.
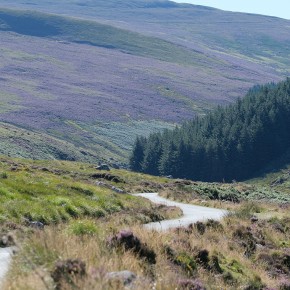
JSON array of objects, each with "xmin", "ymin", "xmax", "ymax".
[
  {"xmin": 0, "ymin": 233, "xmax": 15, "ymax": 248},
  {"xmin": 29, "ymin": 221, "xmax": 45, "ymax": 230},
  {"xmin": 251, "ymin": 216, "xmax": 259, "ymax": 223},
  {"xmin": 106, "ymin": 270, "xmax": 137, "ymax": 286},
  {"xmin": 96, "ymin": 164, "xmax": 110, "ymax": 171},
  {"xmin": 96, "ymin": 181, "xmax": 106, "ymax": 187},
  {"xmin": 111, "ymin": 186, "xmax": 124, "ymax": 194},
  {"xmin": 256, "ymin": 244, "xmax": 265, "ymax": 250},
  {"xmin": 178, "ymin": 279, "xmax": 206, "ymax": 290}
]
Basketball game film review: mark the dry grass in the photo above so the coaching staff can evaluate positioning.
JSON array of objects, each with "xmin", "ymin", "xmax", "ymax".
[
  {"xmin": 1, "ymin": 157, "xmax": 289, "ymax": 289},
  {"xmin": 3, "ymin": 204, "xmax": 290, "ymax": 290}
]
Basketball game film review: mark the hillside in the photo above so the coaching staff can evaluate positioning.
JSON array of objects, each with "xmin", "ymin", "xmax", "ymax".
[
  {"xmin": 1, "ymin": 0, "xmax": 290, "ymax": 73},
  {"xmin": 0, "ymin": 156, "xmax": 289, "ymax": 289},
  {"xmin": 0, "ymin": 122, "xmax": 105, "ymax": 162},
  {"xmin": 130, "ymin": 79, "xmax": 290, "ymax": 182},
  {"xmin": 0, "ymin": 2, "xmax": 289, "ymax": 163},
  {"xmin": 248, "ymin": 149, "xmax": 290, "ymax": 195}
]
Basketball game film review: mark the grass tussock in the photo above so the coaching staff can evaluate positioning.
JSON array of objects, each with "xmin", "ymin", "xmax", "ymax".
[
  {"xmin": 0, "ymin": 157, "xmax": 182, "ymax": 226},
  {"xmin": 0, "ymin": 156, "xmax": 289, "ymax": 289},
  {"xmin": 3, "ymin": 209, "xmax": 290, "ymax": 289}
]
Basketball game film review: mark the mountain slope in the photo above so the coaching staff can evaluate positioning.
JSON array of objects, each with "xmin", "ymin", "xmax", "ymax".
[
  {"xmin": 0, "ymin": 8, "xmax": 208, "ymax": 65},
  {"xmin": 0, "ymin": 2, "xmax": 289, "ymax": 163},
  {"xmin": 1, "ymin": 0, "xmax": 289, "ymax": 73},
  {"xmin": 0, "ymin": 122, "xmax": 102, "ymax": 162}
]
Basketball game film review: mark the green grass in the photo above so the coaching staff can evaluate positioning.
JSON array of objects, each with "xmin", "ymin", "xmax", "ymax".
[
  {"xmin": 0, "ymin": 155, "xmax": 289, "ymax": 290},
  {"xmin": 0, "ymin": 118, "xmax": 175, "ymax": 164},
  {"xmin": 0, "ymin": 171, "xmax": 121, "ymax": 224},
  {"xmin": 156, "ymin": 85, "xmax": 214, "ymax": 115},
  {"xmin": 0, "ymin": 8, "xmax": 211, "ymax": 66},
  {"xmin": 0, "ymin": 122, "xmax": 102, "ymax": 163},
  {"xmin": 67, "ymin": 219, "xmax": 99, "ymax": 236},
  {"xmin": 0, "ymin": 156, "xmax": 182, "ymax": 226},
  {"xmin": 0, "ymin": 157, "xmax": 132, "ymax": 224},
  {"xmin": 247, "ymin": 150, "xmax": 290, "ymax": 195},
  {"xmin": 78, "ymin": 120, "xmax": 176, "ymax": 155}
]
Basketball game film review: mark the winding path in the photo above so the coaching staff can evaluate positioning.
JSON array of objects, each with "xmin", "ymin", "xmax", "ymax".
[
  {"xmin": 0, "ymin": 193, "xmax": 227, "ymax": 285},
  {"xmin": 135, "ymin": 192, "xmax": 227, "ymax": 231}
]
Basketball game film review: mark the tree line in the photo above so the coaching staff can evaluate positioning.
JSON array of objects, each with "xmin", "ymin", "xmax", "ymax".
[{"xmin": 130, "ymin": 78, "xmax": 290, "ymax": 182}]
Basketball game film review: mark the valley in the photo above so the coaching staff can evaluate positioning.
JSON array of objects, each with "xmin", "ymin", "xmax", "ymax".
[
  {"xmin": 0, "ymin": 2, "xmax": 289, "ymax": 163},
  {"xmin": 0, "ymin": 1, "xmax": 289, "ymax": 289}
]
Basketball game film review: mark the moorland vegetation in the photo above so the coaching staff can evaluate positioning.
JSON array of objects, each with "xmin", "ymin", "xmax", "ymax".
[
  {"xmin": 0, "ymin": 157, "xmax": 289, "ymax": 289},
  {"xmin": 1, "ymin": 2, "xmax": 290, "ymax": 163}
]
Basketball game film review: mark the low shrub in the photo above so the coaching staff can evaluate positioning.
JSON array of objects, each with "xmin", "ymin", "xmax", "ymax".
[
  {"xmin": 234, "ymin": 202, "xmax": 262, "ymax": 219},
  {"xmin": 174, "ymin": 252, "xmax": 197, "ymax": 276},
  {"xmin": 108, "ymin": 230, "xmax": 156, "ymax": 264},
  {"xmin": 51, "ymin": 259, "xmax": 86, "ymax": 290},
  {"xmin": 0, "ymin": 172, "xmax": 8, "ymax": 179}
]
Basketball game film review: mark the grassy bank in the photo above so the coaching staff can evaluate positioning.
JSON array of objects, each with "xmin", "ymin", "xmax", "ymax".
[
  {"xmin": 3, "ymin": 203, "xmax": 290, "ymax": 289},
  {"xmin": 0, "ymin": 156, "xmax": 289, "ymax": 289}
]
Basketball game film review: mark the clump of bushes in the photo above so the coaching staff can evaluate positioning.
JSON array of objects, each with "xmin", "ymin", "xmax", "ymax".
[
  {"xmin": 0, "ymin": 172, "xmax": 8, "ymax": 179},
  {"xmin": 256, "ymin": 251, "xmax": 290, "ymax": 277},
  {"xmin": 178, "ymin": 279, "xmax": 205, "ymax": 290},
  {"xmin": 51, "ymin": 259, "xmax": 86, "ymax": 290},
  {"xmin": 108, "ymin": 230, "xmax": 156, "ymax": 264},
  {"xmin": 233, "ymin": 226, "xmax": 257, "ymax": 257},
  {"xmin": 233, "ymin": 201, "xmax": 262, "ymax": 219},
  {"xmin": 174, "ymin": 252, "xmax": 197, "ymax": 276},
  {"xmin": 193, "ymin": 220, "xmax": 223, "ymax": 235}
]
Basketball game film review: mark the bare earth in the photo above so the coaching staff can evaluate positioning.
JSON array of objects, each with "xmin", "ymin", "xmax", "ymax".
[{"xmin": 135, "ymin": 192, "xmax": 227, "ymax": 231}]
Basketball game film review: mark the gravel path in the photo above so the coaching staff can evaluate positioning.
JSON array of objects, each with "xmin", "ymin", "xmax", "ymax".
[
  {"xmin": 135, "ymin": 192, "xmax": 228, "ymax": 231},
  {"xmin": 0, "ymin": 247, "xmax": 13, "ymax": 287},
  {"xmin": 0, "ymin": 193, "xmax": 227, "ymax": 285}
]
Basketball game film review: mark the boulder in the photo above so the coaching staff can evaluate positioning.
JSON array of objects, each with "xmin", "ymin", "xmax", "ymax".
[
  {"xmin": 111, "ymin": 186, "xmax": 124, "ymax": 194},
  {"xmin": 96, "ymin": 164, "xmax": 110, "ymax": 171},
  {"xmin": 106, "ymin": 270, "xmax": 136, "ymax": 286},
  {"xmin": 29, "ymin": 221, "xmax": 45, "ymax": 230},
  {"xmin": 0, "ymin": 233, "xmax": 15, "ymax": 248}
]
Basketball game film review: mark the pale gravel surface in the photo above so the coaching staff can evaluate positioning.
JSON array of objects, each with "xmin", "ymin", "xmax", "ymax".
[
  {"xmin": 135, "ymin": 192, "xmax": 227, "ymax": 231},
  {"xmin": 0, "ymin": 247, "xmax": 13, "ymax": 287}
]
